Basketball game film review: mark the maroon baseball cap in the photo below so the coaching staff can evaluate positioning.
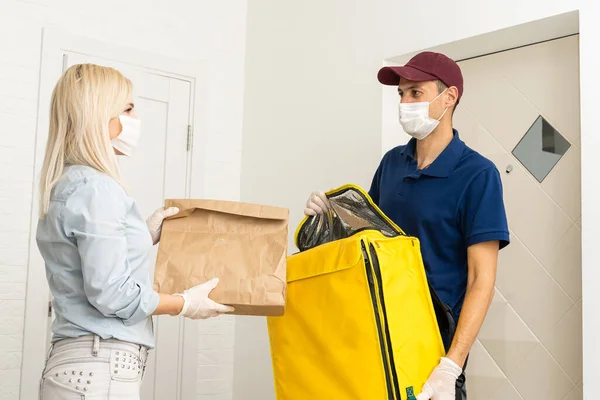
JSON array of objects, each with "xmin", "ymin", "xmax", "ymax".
[{"xmin": 377, "ymin": 51, "xmax": 464, "ymax": 101}]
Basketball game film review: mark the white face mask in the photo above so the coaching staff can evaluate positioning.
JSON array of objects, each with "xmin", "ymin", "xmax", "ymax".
[
  {"xmin": 111, "ymin": 115, "xmax": 141, "ymax": 157},
  {"xmin": 398, "ymin": 89, "xmax": 449, "ymax": 140}
]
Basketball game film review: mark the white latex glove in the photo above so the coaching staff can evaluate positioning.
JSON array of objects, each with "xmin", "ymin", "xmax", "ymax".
[
  {"xmin": 304, "ymin": 190, "xmax": 331, "ymax": 216},
  {"xmin": 416, "ymin": 357, "xmax": 462, "ymax": 400},
  {"xmin": 147, "ymin": 206, "xmax": 179, "ymax": 245},
  {"xmin": 174, "ymin": 278, "xmax": 234, "ymax": 319}
]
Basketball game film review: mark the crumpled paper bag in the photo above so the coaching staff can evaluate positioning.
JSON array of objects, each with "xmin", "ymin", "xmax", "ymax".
[{"xmin": 154, "ymin": 198, "xmax": 288, "ymax": 316}]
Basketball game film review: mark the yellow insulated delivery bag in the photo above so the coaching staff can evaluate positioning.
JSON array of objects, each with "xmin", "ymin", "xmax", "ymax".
[{"xmin": 267, "ymin": 185, "xmax": 452, "ymax": 400}]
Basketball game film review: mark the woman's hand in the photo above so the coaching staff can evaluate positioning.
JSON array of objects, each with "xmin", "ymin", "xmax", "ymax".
[
  {"xmin": 174, "ymin": 278, "xmax": 234, "ymax": 319},
  {"xmin": 146, "ymin": 207, "xmax": 179, "ymax": 245}
]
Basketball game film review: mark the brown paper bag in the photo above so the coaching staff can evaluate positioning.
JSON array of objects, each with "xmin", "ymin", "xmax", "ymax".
[{"xmin": 154, "ymin": 199, "xmax": 289, "ymax": 316}]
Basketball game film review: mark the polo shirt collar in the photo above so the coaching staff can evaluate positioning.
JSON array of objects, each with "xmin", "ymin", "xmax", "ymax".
[{"xmin": 400, "ymin": 129, "xmax": 465, "ymax": 178}]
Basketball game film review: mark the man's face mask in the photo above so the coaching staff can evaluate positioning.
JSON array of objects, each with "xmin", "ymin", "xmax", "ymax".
[{"xmin": 398, "ymin": 88, "xmax": 449, "ymax": 140}]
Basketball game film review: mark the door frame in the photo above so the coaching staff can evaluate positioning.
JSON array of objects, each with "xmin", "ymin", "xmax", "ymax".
[{"xmin": 20, "ymin": 27, "xmax": 210, "ymax": 400}]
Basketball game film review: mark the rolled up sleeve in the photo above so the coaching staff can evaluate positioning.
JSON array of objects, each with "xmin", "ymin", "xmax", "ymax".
[{"xmin": 63, "ymin": 178, "xmax": 159, "ymax": 326}]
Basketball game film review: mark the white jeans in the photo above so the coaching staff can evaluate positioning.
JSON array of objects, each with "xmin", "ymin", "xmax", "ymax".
[{"xmin": 39, "ymin": 335, "xmax": 149, "ymax": 400}]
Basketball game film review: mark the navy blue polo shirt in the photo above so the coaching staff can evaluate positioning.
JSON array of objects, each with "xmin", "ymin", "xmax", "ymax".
[{"xmin": 369, "ymin": 130, "xmax": 509, "ymax": 319}]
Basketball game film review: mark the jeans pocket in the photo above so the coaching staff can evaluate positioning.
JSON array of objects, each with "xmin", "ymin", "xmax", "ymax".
[
  {"xmin": 40, "ymin": 376, "xmax": 86, "ymax": 399},
  {"xmin": 109, "ymin": 349, "xmax": 142, "ymax": 382}
]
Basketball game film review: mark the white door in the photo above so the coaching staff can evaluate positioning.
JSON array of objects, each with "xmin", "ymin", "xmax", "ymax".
[
  {"xmin": 48, "ymin": 52, "xmax": 196, "ymax": 399},
  {"xmin": 453, "ymin": 35, "xmax": 582, "ymax": 400}
]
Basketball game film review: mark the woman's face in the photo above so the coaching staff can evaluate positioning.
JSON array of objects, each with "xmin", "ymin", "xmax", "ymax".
[
  {"xmin": 108, "ymin": 97, "xmax": 136, "ymax": 140},
  {"xmin": 108, "ymin": 97, "xmax": 136, "ymax": 155}
]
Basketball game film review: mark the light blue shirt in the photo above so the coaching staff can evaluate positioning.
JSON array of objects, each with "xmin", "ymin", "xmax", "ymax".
[{"xmin": 36, "ymin": 165, "xmax": 160, "ymax": 348}]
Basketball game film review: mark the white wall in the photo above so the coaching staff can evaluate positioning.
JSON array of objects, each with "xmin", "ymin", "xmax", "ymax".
[
  {"xmin": 239, "ymin": 1, "xmax": 600, "ymax": 400},
  {"xmin": 579, "ymin": 4, "xmax": 600, "ymax": 400},
  {"xmin": 237, "ymin": 1, "xmax": 386, "ymax": 399},
  {"xmin": 380, "ymin": 1, "xmax": 580, "ymax": 59},
  {"xmin": 0, "ymin": 0, "xmax": 247, "ymax": 398}
]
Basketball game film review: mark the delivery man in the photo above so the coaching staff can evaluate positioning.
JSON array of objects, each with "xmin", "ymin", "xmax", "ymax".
[{"xmin": 304, "ymin": 51, "xmax": 510, "ymax": 400}]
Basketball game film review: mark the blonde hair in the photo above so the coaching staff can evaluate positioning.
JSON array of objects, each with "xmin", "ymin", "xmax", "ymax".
[{"xmin": 39, "ymin": 64, "xmax": 132, "ymax": 217}]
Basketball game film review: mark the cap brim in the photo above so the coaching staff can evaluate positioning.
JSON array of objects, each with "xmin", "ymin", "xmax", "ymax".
[{"xmin": 377, "ymin": 66, "xmax": 438, "ymax": 86}]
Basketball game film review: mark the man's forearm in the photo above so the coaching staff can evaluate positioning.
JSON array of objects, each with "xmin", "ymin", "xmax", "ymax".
[{"xmin": 445, "ymin": 277, "xmax": 495, "ymax": 368}]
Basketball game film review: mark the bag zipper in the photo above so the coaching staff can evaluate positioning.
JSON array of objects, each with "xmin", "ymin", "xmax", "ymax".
[
  {"xmin": 361, "ymin": 240, "xmax": 396, "ymax": 400},
  {"xmin": 369, "ymin": 243, "xmax": 402, "ymax": 400}
]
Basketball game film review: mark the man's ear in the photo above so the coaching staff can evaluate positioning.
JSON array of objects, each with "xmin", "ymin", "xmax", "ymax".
[{"xmin": 446, "ymin": 86, "xmax": 459, "ymax": 108}]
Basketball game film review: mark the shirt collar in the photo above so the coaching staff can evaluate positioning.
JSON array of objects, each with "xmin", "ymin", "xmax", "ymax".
[{"xmin": 400, "ymin": 129, "xmax": 465, "ymax": 178}]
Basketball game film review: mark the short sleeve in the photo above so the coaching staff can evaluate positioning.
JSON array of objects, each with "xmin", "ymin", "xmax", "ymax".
[
  {"xmin": 62, "ymin": 177, "xmax": 159, "ymax": 325},
  {"xmin": 368, "ymin": 165, "xmax": 382, "ymax": 206},
  {"xmin": 369, "ymin": 152, "xmax": 390, "ymax": 206},
  {"xmin": 459, "ymin": 167, "xmax": 510, "ymax": 249}
]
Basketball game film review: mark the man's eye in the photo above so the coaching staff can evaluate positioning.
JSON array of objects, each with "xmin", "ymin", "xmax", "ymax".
[{"xmin": 413, "ymin": 91, "xmax": 421, "ymax": 96}]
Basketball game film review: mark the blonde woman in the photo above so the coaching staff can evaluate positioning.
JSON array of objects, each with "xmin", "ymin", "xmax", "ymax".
[{"xmin": 36, "ymin": 64, "xmax": 233, "ymax": 399}]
